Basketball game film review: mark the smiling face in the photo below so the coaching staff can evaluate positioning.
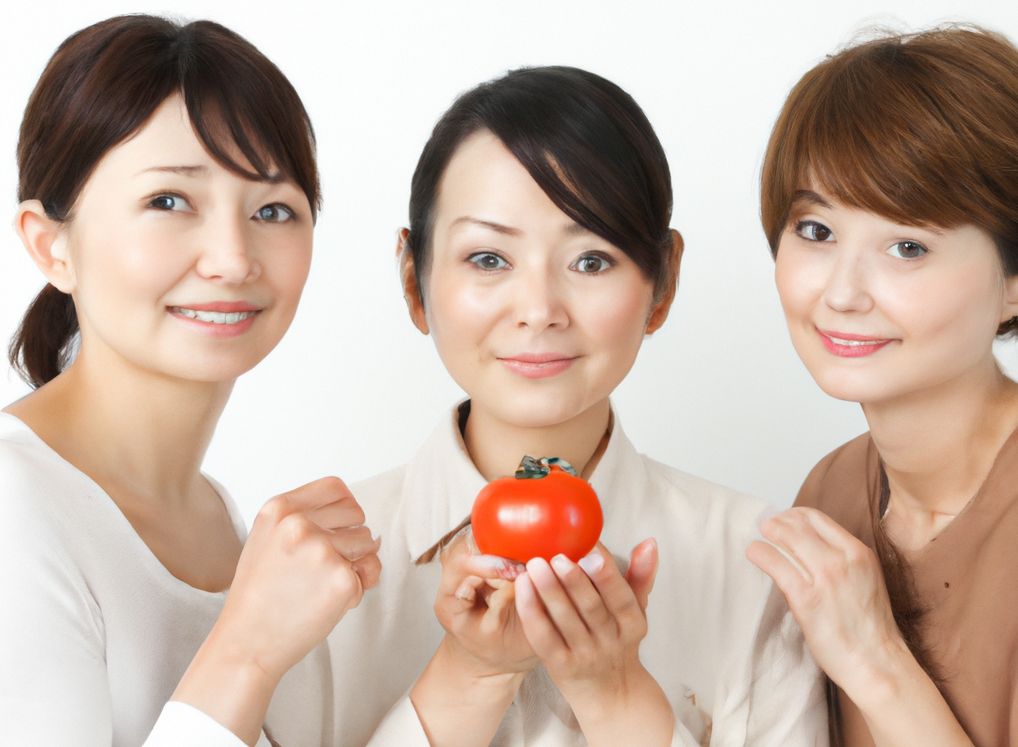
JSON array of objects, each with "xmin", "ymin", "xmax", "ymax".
[
  {"xmin": 55, "ymin": 94, "xmax": 313, "ymax": 383},
  {"xmin": 775, "ymin": 188, "xmax": 1017, "ymax": 404},
  {"xmin": 415, "ymin": 130, "xmax": 667, "ymax": 429}
]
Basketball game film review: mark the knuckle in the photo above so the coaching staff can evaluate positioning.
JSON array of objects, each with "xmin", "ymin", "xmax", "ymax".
[
  {"xmin": 257, "ymin": 495, "xmax": 288, "ymax": 524},
  {"xmin": 279, "ymin": 513, "xmax": 312, "ymax": 547}
]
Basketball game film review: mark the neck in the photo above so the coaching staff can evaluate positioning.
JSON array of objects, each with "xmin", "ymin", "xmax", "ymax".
[
  {"xmin": 7, "ymin": 344, "xmax": 232, "ymax": 505},
  {"xmin": 863, "ymin": 357, "xmax": 1018, "ymax": 520},
  {"xmin": 463, "ymin": 399, "xmax": 612, "ymax": 481}
]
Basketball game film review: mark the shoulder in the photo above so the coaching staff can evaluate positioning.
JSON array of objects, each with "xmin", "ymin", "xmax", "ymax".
[
  {"xmin": 638, "ymin": 453, "xmax": 768, "ymax": 524},
  {"xmin": 351, "ymin": 464, "xmax": 410, "ymax": 528},
  {"xmin": 795, "ymin": 432, "xmax": 874, "ymax": 513}
]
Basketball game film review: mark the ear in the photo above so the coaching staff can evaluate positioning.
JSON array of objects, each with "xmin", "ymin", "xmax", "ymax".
[
  {"xmin": 1003, "ymin": 272, "xmax": 1018, "ymax": 323},
  {"xmin": 646, "ymin": 229, "xmax": 684, "ymax": 335},
  {"xmin": 397, "ymin": 228, "xmax": 429, "ymax": 335},
  {"xmin": 14, "ymin": 200, "xmax": 75, "ymax": 293}
]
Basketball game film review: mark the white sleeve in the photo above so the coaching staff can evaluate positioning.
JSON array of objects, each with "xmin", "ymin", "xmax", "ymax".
[
  {"xmin": 0, "ymin": 488, "xmax": 117, "ymax": 743},
  {"xmin": 364, "ymin": 695, "xmax": 431, "ymax": 746}
]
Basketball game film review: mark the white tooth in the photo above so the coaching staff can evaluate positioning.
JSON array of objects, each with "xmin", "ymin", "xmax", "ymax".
[{"xmin": 175, "ymin": 308, "xmax": 255, "ymax": 324}]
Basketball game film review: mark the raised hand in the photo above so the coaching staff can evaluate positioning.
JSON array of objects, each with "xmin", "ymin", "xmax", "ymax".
[
  {"xmin": 746, "ymin": 506, "xmax": 903, "ymax": 700},
  {"xmin": 173, "ymin": 476, "xmax": 380, "ymax": 743},
  {"xmin": 514, "ymin": 539, "xmax": 674, "ymax": 747}
]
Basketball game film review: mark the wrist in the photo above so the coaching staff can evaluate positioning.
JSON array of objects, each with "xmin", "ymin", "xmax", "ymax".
[
  {"xmin": 171, "ymin": 625, "xmax": 279, "ymax": 745},
  {"xmin": 845, "ymin": 635, "xmax": 918, "ymax": 712},
  {"xmin": 566, "ymin": 663, "xmax": 675, "ymax": 744}
]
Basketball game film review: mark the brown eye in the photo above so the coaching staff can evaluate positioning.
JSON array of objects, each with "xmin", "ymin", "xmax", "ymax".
[
  {"xmin": 467, "ymin": 252, "xmax": 509, "ymax": 271},
  {"xmin": 887, "ymin": 240, "xmax": 928, "ymax": 260},
  {"xmin": 570, "ymin": 254, "xmax": 612, "ymax": 274},
  {"xmin": 794, "ymin": 220, "xmax": 834, "ymax": 242}
]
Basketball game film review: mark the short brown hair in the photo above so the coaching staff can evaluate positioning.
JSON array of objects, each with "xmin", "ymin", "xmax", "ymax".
[
  {"xmin": 10, "ymin": 14, "xmax": 320, "ymax": 388},
  {"xmin": 760, "ymin": 26, "xmax": 1018, "ymax": 337}
]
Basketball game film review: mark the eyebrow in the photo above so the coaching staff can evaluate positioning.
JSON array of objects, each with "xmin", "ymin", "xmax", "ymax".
[
  {"xmin": 137, "ymin": 165, "xmax": 209, "ymax": 177},
  {"xmin": 789, "ymin": 189, "xmax": 832, "ymax": 208},
  {"xmin": 448, "ymin": 216, "xmax": 593, "ymax": 238}
]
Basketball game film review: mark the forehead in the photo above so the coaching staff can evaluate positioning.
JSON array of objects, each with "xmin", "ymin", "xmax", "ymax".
[
  {"xmin": 434, "ymin": 130, "xmax": 576, "ymax": 234},
  {"xmin": 93, "ymin": 94, "xmax": 276, "ymax": 183}
]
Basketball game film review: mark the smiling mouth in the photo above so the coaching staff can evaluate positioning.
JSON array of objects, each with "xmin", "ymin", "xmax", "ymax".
[
  {"xmin": 169, "ymin": 307, "xmax": 260, "ymax": 325},
  {"xmin": 816, "ymin": 328, "xmax": 896, "ymax": 357}
]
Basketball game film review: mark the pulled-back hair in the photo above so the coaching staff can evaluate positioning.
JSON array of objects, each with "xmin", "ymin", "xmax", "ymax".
[
  {"xmin": 760, "ymin": 25, "xmax": 1018, "ymax": 338},
  {"xmin": 11, "ymin": 14, "xmax": 320, "ymax": 388},
  {"xmin": 406, "ymin": 66, "xmax": 674, "ymax": 300}
]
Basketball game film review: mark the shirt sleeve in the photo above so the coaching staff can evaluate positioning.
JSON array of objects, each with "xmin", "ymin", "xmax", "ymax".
[
  {"xmin": 363, "ymin": 695, "xmax": 431, "ymax": 746},
  {"xmin": 740, "ymin": 588, "xmax": 830, "ymax": 747}
]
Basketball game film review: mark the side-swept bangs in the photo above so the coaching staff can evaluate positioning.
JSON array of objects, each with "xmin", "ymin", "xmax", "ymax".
[
  {"xmin": 761, "ymin": 26, "xmax": 1018, "ymax": 281},
  {"xmin": 19, "ymin": 15, "xmax": 320, "ymax": 222}
]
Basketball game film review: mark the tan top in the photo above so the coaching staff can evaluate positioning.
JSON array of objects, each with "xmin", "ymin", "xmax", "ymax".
[{"xmin": 795, "ymin": 427, "xmax": 1018, "ymax": 747}]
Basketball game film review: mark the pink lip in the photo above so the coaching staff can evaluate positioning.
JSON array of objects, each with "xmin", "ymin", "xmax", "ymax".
[
  {"xmin": 816, "ymin": 327, "xmax": 896, "ymax": 358},
  {"xmin": 498, "ymin": 353, "xmax": 578, "ymax": 379},
  {"xmin": 167, "ymin": 302, "xmax": 262, "ymax": 339}
]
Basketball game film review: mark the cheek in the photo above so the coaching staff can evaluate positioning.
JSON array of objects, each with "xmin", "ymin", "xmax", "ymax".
[
  {"xmin": 773, "ymin": 249, "xmax": 819, "ymax": 321},
  {"xmin": 575, "ymin": 277, "xmax": 653, "ymax": 352},
  {"xmin": 426, "ymin": 275, "xmax": 503, "ymax": 351},
  {"xmin": 893, "ymin": 267, "xmax": 1003, "ymax": 349}
]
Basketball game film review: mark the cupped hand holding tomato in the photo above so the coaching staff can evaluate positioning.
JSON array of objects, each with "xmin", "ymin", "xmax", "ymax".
[{"xmin": 471, "ymin": 456, "xmax": 604, "ymax": 563}]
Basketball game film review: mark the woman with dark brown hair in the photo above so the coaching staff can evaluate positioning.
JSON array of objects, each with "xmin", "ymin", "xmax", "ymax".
[
  {"xmin": 0, "ymin": 15, "xmax": 380, "ymax": 746},
  {"xmin": 750, "ymin": 26, "xmax": 1018, "ymax": 747}
]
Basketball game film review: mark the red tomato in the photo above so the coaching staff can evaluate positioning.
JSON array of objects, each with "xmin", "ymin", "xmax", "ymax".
[{"xmin": 471, "ymin": 458, "xmax": 603, "ymax": 562}]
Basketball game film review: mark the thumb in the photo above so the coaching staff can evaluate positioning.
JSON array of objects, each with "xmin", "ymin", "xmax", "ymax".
[{"xmin": 625, "ymin": 538, "xmax": 659, "ymax": 611}]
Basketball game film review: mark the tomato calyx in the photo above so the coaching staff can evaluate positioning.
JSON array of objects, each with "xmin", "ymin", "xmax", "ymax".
[{"xmin": 514, "ymin": 455, "xmax": 578, "ymax": 479}]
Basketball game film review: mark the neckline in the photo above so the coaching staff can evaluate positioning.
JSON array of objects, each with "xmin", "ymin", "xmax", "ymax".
[
  {"xmin": 0, "ymin": 411, "xmax": 241, "ymax": 598},
  {"xmin": 872, "ymin": 421, "xmax": 1018, "ymax": 560}
]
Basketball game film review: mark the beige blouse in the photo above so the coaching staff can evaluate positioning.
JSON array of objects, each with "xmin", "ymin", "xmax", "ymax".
[
  {"xmin": 327, "ymin": 403, "xmax": 827, "ymax": 746},
  {"xmin": 795, "ymin": 426, "xmax": 1018, "ymax": 747}
]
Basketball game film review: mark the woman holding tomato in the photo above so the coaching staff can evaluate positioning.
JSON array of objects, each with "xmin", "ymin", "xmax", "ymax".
[
  {"xmin": 326, "ymin": 66, "xmax": 827, "ymax": 746},
  {"xmin": 0, "ymin": 15, "xmax": 380, "ymax": 746},
  {"xmin": 749, "ymin": 27, "xmax": 1018, "ymax": 747}
]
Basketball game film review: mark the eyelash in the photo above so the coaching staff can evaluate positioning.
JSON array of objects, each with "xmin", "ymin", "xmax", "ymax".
[
  {"xmin": 145, "ymin": 193, "xmax": 296, "ymax": 223},
  {"xmin": 792, "ymin": 219, "xmax": 929, "ymax": 261},
  {"xmin": 570, "ymin": 252, "xmax": 614, "ymax": 275},
  {"xmin": 466, "ymin": 251, "xmax": 509, "ymax": 272}
]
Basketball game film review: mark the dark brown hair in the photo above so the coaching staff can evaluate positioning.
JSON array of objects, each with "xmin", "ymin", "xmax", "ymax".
[
  {"xmin": 10, "ymin": 14, "xmax": 321, "ymax": 388},
  {"xmin": 760, "ymin": 26, "xmax": 1018, "ymax": 338},
  {"xmin": 405, "ymin": 66, "xmax": 674, "ymax": 301}
]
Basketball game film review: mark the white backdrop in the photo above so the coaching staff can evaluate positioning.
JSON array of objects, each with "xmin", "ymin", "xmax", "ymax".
[{"xmin": 2, "ymin": 0, "xmax": 1017, "ymax": 523}]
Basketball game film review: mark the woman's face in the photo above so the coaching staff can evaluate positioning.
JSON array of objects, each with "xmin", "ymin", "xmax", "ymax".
[
  {"xmin": 53, "ymin": 94, "xmax": 313, "ymax": 383},
  {"xmin": 415, "ymin": 130, "xmax": 669, "ymax": 429},
  {"xmin": 775, "ymin": 187, "xmax": 1017, "ymax": 404}
]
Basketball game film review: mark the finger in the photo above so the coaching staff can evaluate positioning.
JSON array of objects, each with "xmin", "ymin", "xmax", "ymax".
[
  {"xmin": 623, "ymin": 538, "xmax": 659, "ymax": 612},
  {"xmin": 307, "ymin": 497, "xmax": 366, "ymax": 531},
  {"xmin": 328, "ymin": 526, "xmax": 380, "ymax": 561},
  {"xmin": 760, "ymin": 509, "xmax": 835, "ymax": 577},
  {"xmin": 745, "ymin": 540, "xmax": 812, "ymax": 608},
  {"xmin": 550, "ymin": 553, "xmax": 613, "ymax": 633},
  {"xmin": 515, "ymin": 572, "xmax": 565, "ymax": 657},
  {"xmin": 577, "ymin": 546, "xmax": 643, "ymax": 631},
  {"xmin": 276, "ymin": 476, "xmax": 354, "ymax": 513},
  {"xmin": 351, "ymin": 551, "xmax": 382, "ymax": 590},
  {"xmin": 481, "ymin": 582, "xmax": 518, "ymax": 635},
  {"xmin": 798, "ymin": 507, "xmax": 863, "ymax": 553},
  {"xmin": 525, "ymin": 557, "xmax": 592, "ymax": 647}
]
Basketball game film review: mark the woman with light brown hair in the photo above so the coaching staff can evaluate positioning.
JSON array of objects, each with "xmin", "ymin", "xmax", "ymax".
[{"xmin": 749, "ymin": 26, "xmax": 1018, "ymax": 747}]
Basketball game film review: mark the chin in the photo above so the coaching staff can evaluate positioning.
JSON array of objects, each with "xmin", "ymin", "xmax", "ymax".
[{"xmin": 483, "ymin": 390, "xmax": 596, "ymax": 430}]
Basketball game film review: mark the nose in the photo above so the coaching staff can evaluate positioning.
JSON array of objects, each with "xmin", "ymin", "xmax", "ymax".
[
  {"xmin": 194, "ymin": 212, "xmax": 261, "ymax": 284},
  {"xmin": 513, "ymin": 268, "xmax": 569, "ymax": 331},
  {"xmin": 822, "ymin": 246, "xmax": 873, "ymax": 314}
]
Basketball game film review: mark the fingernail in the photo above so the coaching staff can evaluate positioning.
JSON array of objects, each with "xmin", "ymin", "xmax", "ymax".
[
  {"xmin": 551, "ymin": 554, "xmax": 572, "ymax": 575},
  {"xmin": 473, "ymin": 555, "xmax": 525, "ymax": 579},
  {"xmin": 454, "ymin": 582, "xmax": 475, "ymax": 602},
  {"xmin": 578, "ymin": 552, "xmax": 604, "ymax": 576}
]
